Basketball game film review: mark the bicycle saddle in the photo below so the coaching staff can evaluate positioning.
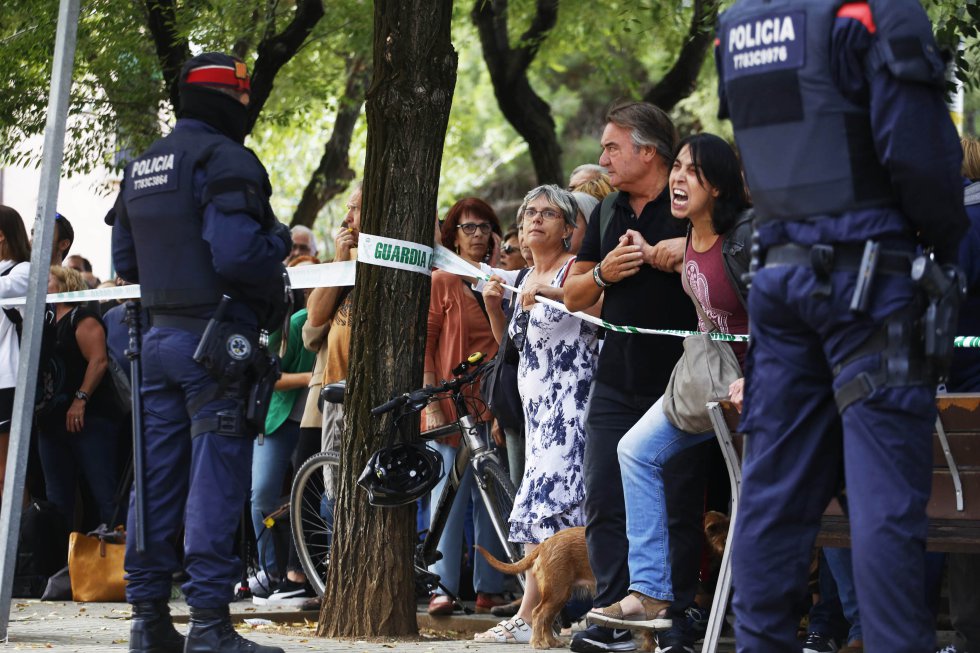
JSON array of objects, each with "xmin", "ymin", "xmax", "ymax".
[
  {"xmin": 318, "ymin": 380, "xmax": 347, "ymax": 411},
  {"xmin": 357, "ymin": 442, "xmax": 443, "ymax": 507}
]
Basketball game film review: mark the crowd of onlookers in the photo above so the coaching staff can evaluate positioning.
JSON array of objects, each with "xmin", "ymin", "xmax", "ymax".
[{"xmin": 1, "ymin": 103, "xmax": 978, "ymax": 653}]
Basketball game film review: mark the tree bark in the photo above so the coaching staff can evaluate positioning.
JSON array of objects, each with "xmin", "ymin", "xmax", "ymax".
[
  {"xmin": 643, "ymin": 0, "xmax": 719, "ymax": 111},
  {"xmin": 248, "ymin": 0, "xmax": 325, "ymax": 132},
  {"xmin": 143, "ymin": 0, "xmax": 323, "ymax": 136},
  {"xmin": 290, "ymin": 57, "xmax": 370, "ymax": 228},
  {"xmin": 472, "ymin": 0, "xmax": 563, "ymax": 186},
  {"xmin": 143, "ymin": 0, "xmax": 190, "ymax": 112},
  {"xmin": 318, "ymin": 0, "xmax": 457, "ymax": 638}
]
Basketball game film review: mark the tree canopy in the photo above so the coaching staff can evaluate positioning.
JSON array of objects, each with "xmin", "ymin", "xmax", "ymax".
[{"xmin": 2, "ymin": 0, "xmax": 979, "ymax": 250}]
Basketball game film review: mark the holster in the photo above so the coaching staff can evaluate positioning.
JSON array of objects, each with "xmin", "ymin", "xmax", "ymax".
[
  {"xmin": 245, "ymin": 352, "xmax": 280, "ymax": 433},
  {"xmin": 189, "ymin": 301, "xmax": 282, "ymax": 438},
  {"xmin": 912, "ymin": 256, "xmax": 967, "ymax": 383}
]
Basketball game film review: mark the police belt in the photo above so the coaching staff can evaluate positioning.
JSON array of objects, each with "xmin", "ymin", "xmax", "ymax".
[
  {"xmin": 148, "ymin": 312, "xmax": 210, "ymax": 335},
  {"xmin": 763, "ymin": 243, "xmax": 912, "ymax": 276}
]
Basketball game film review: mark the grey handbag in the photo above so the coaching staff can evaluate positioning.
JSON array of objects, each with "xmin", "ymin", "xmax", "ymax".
[{"xmin": 662, "ymin": 246, "xmax": 742, "ymax": 434}]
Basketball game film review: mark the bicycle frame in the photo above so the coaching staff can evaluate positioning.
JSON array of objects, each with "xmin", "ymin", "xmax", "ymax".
[{"xmin": 417, "ymin": 409, "xmax": 525, "ymax": 589}]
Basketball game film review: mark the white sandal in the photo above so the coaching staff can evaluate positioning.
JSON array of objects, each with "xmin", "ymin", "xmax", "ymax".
[{"xmin": 473, "ymin": 617, "xmax": 532, "ymax": 643}]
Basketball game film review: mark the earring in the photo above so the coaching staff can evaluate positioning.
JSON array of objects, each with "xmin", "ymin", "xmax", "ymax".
[{"xmin": 562, "ymin": 236, "xmax": 571, "ymax": 251}]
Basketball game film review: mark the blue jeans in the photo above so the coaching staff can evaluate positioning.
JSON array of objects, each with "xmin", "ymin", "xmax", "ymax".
[
  {"xmin": 38, "ymin": 413, "xmax": 121, "ymax": 527},
  {"xmin": 250, "ymin": 419, "xmax": 300, "ymax": 577},
  {"xmin": 428, "ymin": 436, "xmax": 506, "ymax": 596},
  {"xmin": 617, "ymin": 396, "xmax": 714, "ymax": 601},
  {"xmin": 824, "ymin": 547, "xmax": 861, "ymax": 644}
]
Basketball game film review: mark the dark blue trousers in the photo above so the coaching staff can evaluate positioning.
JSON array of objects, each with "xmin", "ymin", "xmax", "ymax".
[
  {"xmin": 124, "ymin": 327, "xmax": 253, "ymax": 608},
  {"xmin": 732, "ymin": 260, "xmax": 935, "ymax": 653}
]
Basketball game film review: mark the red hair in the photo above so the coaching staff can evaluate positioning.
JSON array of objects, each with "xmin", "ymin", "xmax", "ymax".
[{"xmin": 441, "ymin": 197, "xmax": 501, "ymax": 247}]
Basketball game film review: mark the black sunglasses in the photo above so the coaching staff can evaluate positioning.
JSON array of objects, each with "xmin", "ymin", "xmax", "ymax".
[{"xmin": 512, "ymin": 308, "xmax": 530, "ymax": 352}]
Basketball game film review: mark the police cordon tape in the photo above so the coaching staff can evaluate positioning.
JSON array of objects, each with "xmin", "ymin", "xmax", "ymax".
[
  {"xmin": 431, "ymin": 245, "xmax": 752, "ymax": 343},
  {"xmin": 2, "ymin": 233, "xmax": 976, "ymax": 348}
]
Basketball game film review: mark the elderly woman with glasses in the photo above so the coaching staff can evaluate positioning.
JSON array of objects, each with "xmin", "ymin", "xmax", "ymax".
[{"xmin": 473, "ymin": 185, "xmax": 601, "ymax": 644}]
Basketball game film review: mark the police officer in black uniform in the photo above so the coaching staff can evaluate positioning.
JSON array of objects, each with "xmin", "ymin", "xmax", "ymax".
[
  {"xmin": 715, "ymin": 1, "xmax": 968, "ymax": 651},
  {"xmin": 109, "ymin": 53, "xmax": 291, "ymax": 653}
]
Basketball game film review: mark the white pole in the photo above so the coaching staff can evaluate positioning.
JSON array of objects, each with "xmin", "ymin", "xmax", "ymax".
[{"xmin": 0, "ymin": 0, "xmax": 80, "ymax": 640}]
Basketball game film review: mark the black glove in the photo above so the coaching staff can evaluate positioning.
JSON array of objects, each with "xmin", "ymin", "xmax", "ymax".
[{"xmin": 271, "ymin": 222, "xmax": 292, "ymax": 253}]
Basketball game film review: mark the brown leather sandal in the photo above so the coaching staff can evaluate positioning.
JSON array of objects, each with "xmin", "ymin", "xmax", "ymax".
[{"xmin": 586, "ymin": 591, "xmax": 672, "ymax": 631}]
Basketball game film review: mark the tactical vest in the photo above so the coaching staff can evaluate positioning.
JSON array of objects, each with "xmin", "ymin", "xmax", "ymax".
[
  {"xmin": 121, "ymin": 126, "xmax": 286, "ymax": 328},
  {"xmin": 718, "ymin": 0, "xmax": 898, "ymax": 222}
]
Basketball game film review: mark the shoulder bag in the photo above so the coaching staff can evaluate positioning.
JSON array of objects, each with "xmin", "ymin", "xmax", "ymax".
[
  {"xmin": 662, "ymin": 246, "xmax": 742, "ymax": 434},
  {"xmin": 480, "ymin": 268, "xmax": 531, "ymax": 431}
]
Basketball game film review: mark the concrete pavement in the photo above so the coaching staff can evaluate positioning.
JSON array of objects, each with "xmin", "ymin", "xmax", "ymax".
[{"xmin": 2, "ymin": 598, "xmax": 744, "ymax": 652}]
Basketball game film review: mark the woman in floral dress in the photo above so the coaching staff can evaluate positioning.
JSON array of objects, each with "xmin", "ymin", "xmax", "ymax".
[{"xmin": 475, "ymin": 185, "xmax": 600, "ymax": 643}]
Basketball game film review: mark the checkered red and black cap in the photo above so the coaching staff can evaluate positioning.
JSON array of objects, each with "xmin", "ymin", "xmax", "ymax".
[{"xmin": 179, "ymin": 52, "xmax": 250, "ymax": 93}]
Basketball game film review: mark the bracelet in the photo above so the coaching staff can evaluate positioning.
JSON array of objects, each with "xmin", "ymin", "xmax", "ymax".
[{"xmin": 592, "ymin": 263, "xmax": 611, "ymax": 289}]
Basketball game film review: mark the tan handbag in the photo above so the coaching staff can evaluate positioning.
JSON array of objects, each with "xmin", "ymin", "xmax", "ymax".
[
  {"xmin": 662, "ymin": 245, "xmax": 742, "ymax": 434},
  {"xmin": 67, "ymin": 527, "xmax": 127, "ymax": 602}
]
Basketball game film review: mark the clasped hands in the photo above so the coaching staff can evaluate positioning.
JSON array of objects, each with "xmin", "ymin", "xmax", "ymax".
[{"xmin": 598, "ymin": 231, "xmax": 685, "ymax": 283}]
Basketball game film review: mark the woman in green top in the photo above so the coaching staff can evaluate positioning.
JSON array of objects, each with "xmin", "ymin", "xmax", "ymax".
[{"xmin": 249, "ymin": 305, "xmax": 316, "ymax": 599}]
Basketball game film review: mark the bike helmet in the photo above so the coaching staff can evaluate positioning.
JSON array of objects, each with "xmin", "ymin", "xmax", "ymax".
[{"xmin": 357, "ymin": 442, "xmax": 444, "ymax": 507}]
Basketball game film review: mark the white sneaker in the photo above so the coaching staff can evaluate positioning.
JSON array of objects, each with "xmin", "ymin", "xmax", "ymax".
[
  {"xmin": 247, "ymin": 570, "xmax": 279, "ymax": 598},
  {"xmin": 253, "ymin": 579, "xmax": 315, "ymax": 607}
]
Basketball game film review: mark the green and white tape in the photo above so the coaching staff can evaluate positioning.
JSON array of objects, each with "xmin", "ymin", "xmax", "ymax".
[
  {"xmin": 359, "ymin": 233, "xmax": 433, "ymax": 276},
  {"xmin": 1, "ymin": 284, "xmax": 143, "ymax": 306},
  {"xmin": 434, "ymin": 245, "xmax": 752, "ymax": 343},
  {"xmin": 3, "ymin": 236, "xmax": 978, "ymax": 348}
]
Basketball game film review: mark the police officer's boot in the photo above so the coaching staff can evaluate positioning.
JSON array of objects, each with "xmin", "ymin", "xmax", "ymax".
[
  {"xmin": 184, "ymin": 606, "xmax": 284, "ymax": 653},
  {"xmin": 129, "ymin": 600, "xmax": 185, "ymax": 653}
]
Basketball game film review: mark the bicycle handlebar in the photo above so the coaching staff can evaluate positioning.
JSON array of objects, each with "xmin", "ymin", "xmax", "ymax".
[{"xmin": 369, "ymin": 354, "xmax": 489, "ymax": 417}]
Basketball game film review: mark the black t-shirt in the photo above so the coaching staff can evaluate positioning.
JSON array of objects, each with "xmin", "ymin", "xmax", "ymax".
[
  {"xmin": 578, "ymin": 190, "xmax": 696, "ymax": 395},
  {"xmin": 39, "ymin": 306, "xmax": 117, "ymax": 431}
]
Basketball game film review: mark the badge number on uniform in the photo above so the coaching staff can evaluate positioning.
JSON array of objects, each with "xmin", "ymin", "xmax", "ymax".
[
  {"xmin": 724, "ymin": 11, "xmax": 805, "ymax": 80},
  {"xmin": 129, "ymin": 151, "xmax": 182, "ymax": 198}
]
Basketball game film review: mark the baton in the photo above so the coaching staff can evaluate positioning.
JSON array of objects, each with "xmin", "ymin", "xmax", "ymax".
[{"xmin": 124, "ymin": 301, "xmax": 147, "ymax": 553}]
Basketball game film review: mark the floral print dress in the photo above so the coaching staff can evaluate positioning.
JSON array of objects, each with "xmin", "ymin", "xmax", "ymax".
[{"xmin": 505, "ymin": 257, "xmax": 598, "ymax": 543}]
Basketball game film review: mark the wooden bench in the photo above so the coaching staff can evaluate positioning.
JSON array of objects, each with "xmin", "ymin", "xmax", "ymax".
[{"xmin": 701, "ymin": 393, "xmax": 980, "ymax": 653}]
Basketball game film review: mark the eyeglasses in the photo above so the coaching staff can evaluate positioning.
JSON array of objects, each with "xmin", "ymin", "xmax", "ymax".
[
  {"xmin": 523, "ymin": 207, "xmax": 562, "ymax": 221},
  {"xmin": 456, "ymin": 222, "xmax": 492, "ymax": 235},
  {"xmin": 501, "ymin": 244, "xmax": 517, "ymax": 255},
  {"xmin": 512, "ymin": 308, "xmax": 530, "ymax": 352}
]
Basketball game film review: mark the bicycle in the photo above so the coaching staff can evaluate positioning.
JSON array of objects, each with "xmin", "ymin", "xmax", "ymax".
[{"xmin": 290, "ymin": 353, "xmax": 524, "ymax": 603}]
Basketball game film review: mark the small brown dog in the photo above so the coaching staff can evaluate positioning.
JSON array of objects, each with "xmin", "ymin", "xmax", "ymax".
[
  {"xmin": 476, "ymin": 526, "xmax": 594, "ymax": 649},
  {"xmin": 703, "ymin": 511, "xmax": 730, "ymax": 558}
]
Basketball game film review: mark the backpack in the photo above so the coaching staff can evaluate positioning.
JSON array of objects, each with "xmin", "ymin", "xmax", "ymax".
[
  {"xmin": 0, "ymin": 263, "xmax": 24, "ymax": 341},
  {"xmin": 106, "ymin": 355, "xmax": 132, "ymax": 415},
  {"xmin": 598, "ymin": 191, "xmax": 620, "ymax": 250},
  {"xmin": 13, "ymin": 499, "xmax": 69, "ymax": 598}
]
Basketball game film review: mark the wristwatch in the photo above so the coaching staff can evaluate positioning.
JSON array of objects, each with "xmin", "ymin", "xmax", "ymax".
[{"xmin": 74, "ymin": 390, "xmax": 90, "ymax": 402}]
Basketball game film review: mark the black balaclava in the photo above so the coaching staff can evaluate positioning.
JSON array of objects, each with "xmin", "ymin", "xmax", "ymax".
[{"xmin": 176, "ymin": 52, "xmax": 251, "ymax": 143}]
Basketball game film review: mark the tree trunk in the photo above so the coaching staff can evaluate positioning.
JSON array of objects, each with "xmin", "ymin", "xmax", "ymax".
[
  {"xmin": 317, "ymin": 0, "xmax": 457, "ymax": 639},
  {"xmin": 290, "ymin": 57, "xmax": 369, "ymax": 228},
  {"xmin": 643, "ymin": 0, "xmax": 718, "ymax": 112},
  {"xmin": 143, "ymin": 0, "xmax": 190, "ymax": 112},
  {"xmin": 472, "ymin": 0, "xmax": 563, "ymax": 186}
]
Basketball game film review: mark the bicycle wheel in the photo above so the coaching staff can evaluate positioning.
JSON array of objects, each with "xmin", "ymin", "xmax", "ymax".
[
  {"xmin": 476, "ymin": 457, "xmax": 523, "ymax": 565},
  {"xmin": 290, "ymin": 450, "xmax": 340, "ymax": 598}
]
